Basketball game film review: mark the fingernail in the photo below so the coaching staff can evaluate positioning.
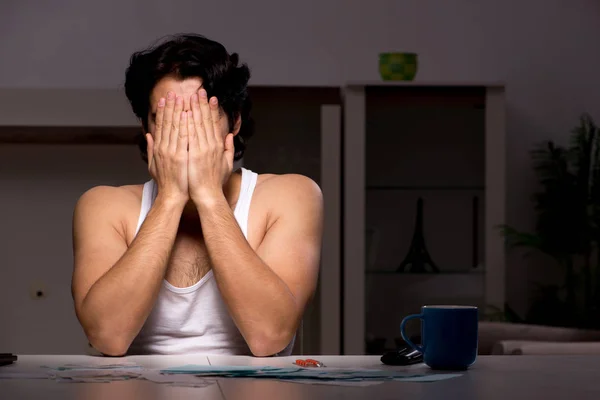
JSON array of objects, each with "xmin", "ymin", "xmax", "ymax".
[
  {"xmin": 167, "ymin": 92, "xmax": 174, "ymax": 100},
  {"xmin": 158, "ymin": 98, "xmax": 165, "ymax": 107},
  {"xmin": 188, "ymin": 110, "xmax": 193, "ymax": 117},
  {"xmin": 176, "ymin": 96, "xmax": 183, "ymax": 105},
  {"xmin": 199, "ymin": 89, "xmax": 207, "ymax": 98},
  {"xmin": 210, "ymin": 97, "xmax": 218, "ymax": 105},
  {"xmin": 192, "ymin": 93, "xmax": 199, "ymax": 103},
  {"xmin": 181, "ymin": 111, "xmax": 186, "ymax": 119}
]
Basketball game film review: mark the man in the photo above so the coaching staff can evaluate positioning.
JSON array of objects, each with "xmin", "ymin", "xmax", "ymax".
[{"xmin": 71, "ymin": 34, "xmax": 323, "ymax": 357}]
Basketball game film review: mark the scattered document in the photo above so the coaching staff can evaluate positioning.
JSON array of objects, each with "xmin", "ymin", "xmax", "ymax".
[
  {"xmin": 160, "ymin": 364, "xmax": 462, "ymax": 384},
  {"xmin": 42, "ymin": 362, "xmax": 141, "ymax": 371},
  {"xmin": 1, "ymin": 362, "xmax": 462, "ymax": 387},
  {"xmin": 41, "ymin": 363, "xmax": 143, "ymax": 383},
  {"xmin": 0, "ymin": 371, "xmax": 50, "ymax": 380},
  {"xmin": 141, "ymin": 370, "xmax": 217, "ymax": 388}
]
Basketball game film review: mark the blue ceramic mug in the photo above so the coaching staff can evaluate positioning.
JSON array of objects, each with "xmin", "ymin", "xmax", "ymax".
[{"xmin": 400, "ymin": 305, "xmax": 478, "ymax": 370}]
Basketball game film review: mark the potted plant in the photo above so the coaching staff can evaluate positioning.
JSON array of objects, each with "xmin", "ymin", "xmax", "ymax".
[{"xmin": 501, "ymin": 114, "xmax": 600, "ymax": 328}]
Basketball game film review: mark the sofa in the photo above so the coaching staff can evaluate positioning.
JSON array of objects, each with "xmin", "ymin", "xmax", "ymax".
[{"xmin": 479, "ymin": 322, "xmax": 600, "ymax": 355}]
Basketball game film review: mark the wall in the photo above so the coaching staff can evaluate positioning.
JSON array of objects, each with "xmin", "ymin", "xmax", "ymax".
[
  {"xmin": 0, "ymin": 145, "xmax": 149, "ymax": 353},
  {"xmin": 1, "ymin": 0, "xmax": 600, "ymax": 348}
]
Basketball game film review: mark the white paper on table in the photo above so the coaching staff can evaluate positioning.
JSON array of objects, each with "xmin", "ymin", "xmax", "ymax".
[
  {"xmin": 35, "ymin": 363, "xmax": 142, "ymax": 383},
  {"xmin": 0, "ymin": 371, "xmax": 50, "ymax": 379},
  {"xmin": 160, "ymin": 364, "xmax": 463, "ymax": 386},
  {"xmin": 0, "ymin": 364, "xmax": 52, "ymax": 380},
  {"xmin": 56, "ymin": 377, "xmax": 133, "ymax": 384},
  {"xmin": 51, "ymin": 369, "xmax": 142, "ymax": 379},
  {"xmin": 396, "ymin": 373, "xmax": 463, "ymax": 382},
  {"xmin": 277, "ymin": 372, "xmax": 462, "ymax": 386},
  {"xmin": 142, "ymin": 370, "xmax": 217, "ymax": 388},
  {"xmin": 42, "ymin": 362, "xmax": 142, "ymax": 371},
  {"xmin": 280, "ymin": 379, "xmax": 384, "ymax": 387}
]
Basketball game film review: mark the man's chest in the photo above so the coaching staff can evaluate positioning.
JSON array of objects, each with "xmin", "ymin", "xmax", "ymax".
[
  {"xmin": 165, "ymin": 233, "xmax": 210, "ymax": 288},
  {"xmin": 163, "ymin": 211, "xmax": 268, "ymax": 288}
]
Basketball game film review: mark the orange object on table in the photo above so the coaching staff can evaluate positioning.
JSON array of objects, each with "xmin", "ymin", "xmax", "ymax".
[{"xmin": 294, "ymin": 358, "xmax": 324, "ymax": 367}]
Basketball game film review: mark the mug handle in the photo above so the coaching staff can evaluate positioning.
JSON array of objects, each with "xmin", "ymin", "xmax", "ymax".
[{"xmin": 400, "ymin": 313, "xmax": 425, "ymax": 353}]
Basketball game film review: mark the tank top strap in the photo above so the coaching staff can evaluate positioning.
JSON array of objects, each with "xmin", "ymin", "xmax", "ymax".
[
  {"xmin": 134, "ymin": 179, "xmax": 156, "ymax": 236},
  {"xmin": 234, "ymin": 168, "xmax": 258, "ymax": 238}
]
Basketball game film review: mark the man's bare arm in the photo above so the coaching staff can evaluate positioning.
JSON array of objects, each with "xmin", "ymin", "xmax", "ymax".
[
  {"xmin": 72, "ymin": 186, "xmax": 185, "ymax": 356},
  {"xmin": 196, "ymin": 174, "xmax": 323, "ymax": 356},
  {"xmin": 72, "ymin": 92, "xmax": 189, "ymax": 356}
]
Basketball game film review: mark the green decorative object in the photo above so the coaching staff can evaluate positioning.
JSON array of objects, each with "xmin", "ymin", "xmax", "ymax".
[{"xmin": 379, "ymin": 52, "xmax": 418, "ymax": 81}]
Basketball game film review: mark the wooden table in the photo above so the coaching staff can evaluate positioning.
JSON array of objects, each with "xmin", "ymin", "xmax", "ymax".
[{"xmin": 2, "ymin": 355, "xmax": 600, "ymax": 399}]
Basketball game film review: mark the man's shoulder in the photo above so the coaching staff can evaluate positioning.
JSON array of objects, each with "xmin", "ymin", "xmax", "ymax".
[
  {"xmin": 254, "ymin": 173, "xmax": 323, "ymax": 213},
  {"xmin": 77, "ymin": 184, "xmax": 143, "ymax": 206},
  {"xmin": 74, "ymin": 184, "xmax": 144, "ymax": 220},
  {"xmin": 256, "ymin": 173, "xmax": 321, "ymax": 197}
]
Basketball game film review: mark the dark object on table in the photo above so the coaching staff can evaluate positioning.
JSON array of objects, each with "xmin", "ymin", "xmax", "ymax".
[
  {"xmin": 381, "ymin": 346, "xmax": 423, "ymax": 366},
  {"xmin": 0, "ymin": 353, "xmax": 17, "ymax": 366},
  {"xmin": 397, "ymin": 197, "xmax": 440, "ymax": 273}
]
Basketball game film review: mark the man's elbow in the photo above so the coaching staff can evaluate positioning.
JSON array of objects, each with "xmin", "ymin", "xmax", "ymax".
[
  {"xmin": 77, "ymin": 311, "xmax": 131, "ymax": 356},
  {"xmin": 247, "ymin": 328, "xmax": 295, "ymax": 357},
  {"xmin": 86, "ymin": 331, "xmax": 130, "ymax": 357}
]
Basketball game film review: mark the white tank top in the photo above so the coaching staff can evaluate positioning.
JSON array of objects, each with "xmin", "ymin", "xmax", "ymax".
[{"xmin": 128, "ymin": 168, "xmax": 294, "ymax": 356}]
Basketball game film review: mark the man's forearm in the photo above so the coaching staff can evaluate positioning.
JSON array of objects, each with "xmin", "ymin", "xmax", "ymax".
[
  {"xmin": 80, "ymin": 196, "xmax": 184, "ymax": 355},
  {"xmin": 197, "ymin": 195, "xmax": 297, "ymax": 356}
]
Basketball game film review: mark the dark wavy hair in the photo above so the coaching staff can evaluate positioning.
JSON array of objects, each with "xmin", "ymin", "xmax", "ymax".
[{"xmin": 124, "ymin": 33, "xmax": 254, "ymax": 161}]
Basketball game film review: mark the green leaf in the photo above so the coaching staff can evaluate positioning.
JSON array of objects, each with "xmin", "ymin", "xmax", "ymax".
[{"xmin": 498, "ymin": 225, "xmax": 543, "ymax": 250}]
